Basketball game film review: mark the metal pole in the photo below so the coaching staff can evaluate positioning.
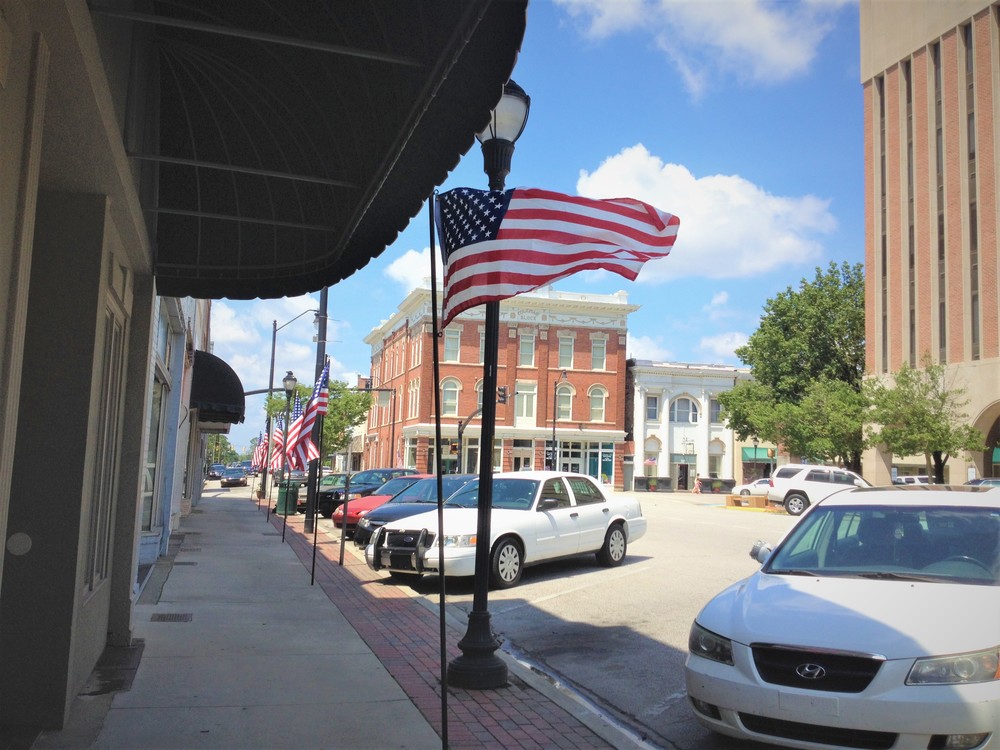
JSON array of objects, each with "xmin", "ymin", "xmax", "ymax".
[
  {"xmin": 551, "ymin": 380, "xmax": 558, "ymax": 470},
  {"xmin": 281, "ymin": 393, "xmax": 292, "ymax": 542},
  {"xmin": 304, "ymin": 288, "xmax": 328, "ymax": 534},
  {"xmin": 262, "ymin": 321, "xmax": 277, "ymax": 515}
]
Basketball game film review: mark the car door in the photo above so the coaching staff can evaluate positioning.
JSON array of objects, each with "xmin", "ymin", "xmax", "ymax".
[
  {"xmin": 528, "ymin": 477, "xmax": 579, "ymax": 560},
  {"xmin": 565, "ymin": 476, "xmax": 612, "ymax": 553}
]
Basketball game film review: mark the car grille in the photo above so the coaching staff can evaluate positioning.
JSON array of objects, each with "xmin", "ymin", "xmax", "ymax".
[
  {"xmin": 751, "ymin": 645, "xmax": 883, "ymax": 693},
  {"xmin": 375, "ymin": 528, "xmax": 435, "ymax": 572},
  {"xmin": 739, "ymin": 714, "xmax": 896, "ymax": 749}
]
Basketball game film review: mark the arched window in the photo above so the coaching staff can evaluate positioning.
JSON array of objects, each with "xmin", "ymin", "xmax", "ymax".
[
  {"xmin": 475, "ymin": 380, "xmax": 484, "ymax": 411},
  {"xmin": 555, "ymin": 383, "xmax": 572, "ymax": 420},
  {"xmin": 670, "ymin": 397, "xmax": 699, "ymax": 423},
  {"xmin": 589, "ymin": 385, "xmax": 607, "ymax": 422},
  {"xmin": 441, "ymin": 378, "xmax": 460, "ymax": 417}
]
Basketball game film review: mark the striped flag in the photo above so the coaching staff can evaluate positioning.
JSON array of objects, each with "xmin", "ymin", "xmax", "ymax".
[
  {"xmin": 269, "ymin": 414, "xmax": 285, "ymax": 471},
  {"xmin": 252, "ymin": 432, "xmax": 268, "ymax": 470},
  {"xmin": 436, "ymin": 187, "xmax": 680, "ymax": 326},
  {"xmin": 285, "ymin": 363, "xmax": 329, "ymax": 470}
]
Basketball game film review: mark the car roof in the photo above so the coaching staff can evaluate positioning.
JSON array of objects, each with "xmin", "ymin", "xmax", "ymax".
[
  {"xmin": 818, "ymin": 484, "xmax": 1000, "ymax": 509},
  {"xmin": 489, "ymin": 470, "xmax": 600, "ymax": 481}
]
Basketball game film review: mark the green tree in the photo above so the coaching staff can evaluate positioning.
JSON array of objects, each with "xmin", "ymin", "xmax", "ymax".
[
  {"xmin": 263, "ymin": 380, "xmax": 371, "ymax": 467},
  {"xmin": 865, "ymin": 357, "xmax": 985, "ymax": 482},
  {"xmin": 718, "ymin": 261, "xmax": 866, "ymax": 470},
  {"xmin": 205, "ymin": 434, "xmax": 238, "ymax": 466}
]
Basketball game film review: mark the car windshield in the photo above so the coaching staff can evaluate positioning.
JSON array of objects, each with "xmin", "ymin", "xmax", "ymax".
[
  {"xmin": 320, "ymin": 475, "xmax": 346, "ymax": 488},
  {"xmin": 389, "ymin": 475, "xmax": 473, "ymax": 504},
  {"xmin": 375, "ymin": 477, "xmax": 420, "ymax": 497},
  {"xmin": 444, "ymin": 478, "xmax": 539, "ymax": 510},
  {"xmin": 223, "ymin": 469, "xmax": 242, "ymax": 477},
  {"xmin": 765, "ymin": 504, "xmax": 1000, "ymax": 586}
]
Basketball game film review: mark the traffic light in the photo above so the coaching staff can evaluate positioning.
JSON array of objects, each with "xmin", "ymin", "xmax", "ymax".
[{"xmin": 496, "ymin": 386, "xmax": 508, "ymax": 404}]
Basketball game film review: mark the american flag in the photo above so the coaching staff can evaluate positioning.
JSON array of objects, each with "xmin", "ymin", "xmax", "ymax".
[
  {"xmin": 285, "ymin": 363, "xmax": 329, "ymax": 469},
  {"xmin": 269, "ymin": 414, "xmax": 285, "ymax": 471},
  {"xmin": 436, "ymin": 187, "xmax": 680, "ymax": 326},
  {"xmin": 252, "ymin": 432, "xmax": 268, "ymax": 470}
]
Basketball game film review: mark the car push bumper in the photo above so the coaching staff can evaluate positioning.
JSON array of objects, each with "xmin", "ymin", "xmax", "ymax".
[{"xmin": 365, "ymin": 527, "xmax": 478, "ymax": 578}]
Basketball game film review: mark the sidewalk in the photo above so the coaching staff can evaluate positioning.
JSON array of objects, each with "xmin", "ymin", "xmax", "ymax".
[{"xmin": 33, "ymin": 487, "xmax": 649, "ymax": 750}]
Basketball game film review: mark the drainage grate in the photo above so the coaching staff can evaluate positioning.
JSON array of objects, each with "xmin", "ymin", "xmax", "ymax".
[{"xmin": 150, "ymin": 613, "xmax": 192, "ymax": 623}]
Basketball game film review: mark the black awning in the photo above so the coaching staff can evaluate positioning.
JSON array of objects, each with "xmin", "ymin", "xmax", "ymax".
[
  {"xmin": 190, "ymin": 350, "xmax": 245, "ymax": 430},
  {"xmin": 104, "ymin": 0, "xmax": 527, "ymax": 299}
]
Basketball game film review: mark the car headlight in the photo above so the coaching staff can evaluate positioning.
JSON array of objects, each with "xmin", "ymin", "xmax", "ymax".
[
  {"xmin": 440, "ymin": 534, "xmax": 477, "ymax": 547},
  {"xmin": 358, "ymin": 518, "xmax": 370, "ymax": 529},
  {"xmin": 907, "ymin": 646, "xmax": 1000, "ymax": 685},
  {"xmin": 689, "ymin": 622, "xmax": 734, "ymax": 665}
]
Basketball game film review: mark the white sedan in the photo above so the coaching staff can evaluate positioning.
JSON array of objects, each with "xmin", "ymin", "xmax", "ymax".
[
  {"xmin": 732, "ymin": 477, "xmax": 771, "ymax": 496},
  {"xmin": 365, "ymin": 471, "xmax": 647, "ymax": 588},
  {"xmin": 685, "ymin": 485, "xmax": 1000, "ymax": 749}
]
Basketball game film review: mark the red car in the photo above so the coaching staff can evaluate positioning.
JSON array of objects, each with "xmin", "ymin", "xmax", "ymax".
[{"xmin": 332, "ymin": 474, "xmax": 431, "ymax": 535}]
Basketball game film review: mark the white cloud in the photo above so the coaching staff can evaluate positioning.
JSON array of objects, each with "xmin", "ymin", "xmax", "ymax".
[
  {"xmin": 555, "ymin": 0, "xmax": 849, "ymax": 97},
  {"xmin": 384, "ymin": 247, "xmax": 441, "ymax": 294},
  {"xmin": 698, "ymin": 331, "xmax": 749, "ymax": 361},
  {"xmin": 576, "ymin": 144, "xmax": 835, "ymax": 281},
  {"xmin": 627, "ymin": 333, "xmax": 673, "ymax": 361}
]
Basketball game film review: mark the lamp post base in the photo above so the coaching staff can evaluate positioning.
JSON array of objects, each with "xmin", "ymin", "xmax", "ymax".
[{"xmin": 447, "ymin": 611, "xmax": 508, "ymax": 689}]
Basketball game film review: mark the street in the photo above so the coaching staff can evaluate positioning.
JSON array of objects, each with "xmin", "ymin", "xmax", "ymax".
[{"xmin": 306, "ymin": 487, "xmax": 797, "ymax": 750}]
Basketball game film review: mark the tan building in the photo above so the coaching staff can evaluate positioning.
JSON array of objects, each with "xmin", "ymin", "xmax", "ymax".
[
  {"xmin": 363, "ymin": 285, "xmax": 637, "ymax": 489},
  {"xmin": 861, "ymin": 0, "xmax": 1000, "ymax": 482}
]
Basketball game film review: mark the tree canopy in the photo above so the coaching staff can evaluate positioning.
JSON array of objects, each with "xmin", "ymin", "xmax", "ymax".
[
  {"xmin": 865, "ymin": 357, "xmax": 985, "ymax": 482},
  {"xmin": 719, "ymin": 261, "xmax": 866, "ymax": 470}
]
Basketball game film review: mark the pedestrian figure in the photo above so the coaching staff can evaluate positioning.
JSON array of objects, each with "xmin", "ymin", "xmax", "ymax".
[{"xmin": 693, "ymin": 475, "xmax": 702, "ymax": 494}]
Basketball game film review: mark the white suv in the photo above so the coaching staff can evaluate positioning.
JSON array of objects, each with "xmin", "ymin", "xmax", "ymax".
[{"xmin": 766, "ymin": 463, "xmax": 870, "ymax": 516}]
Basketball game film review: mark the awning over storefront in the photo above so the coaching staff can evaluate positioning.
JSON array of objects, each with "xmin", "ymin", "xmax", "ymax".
[
  {"xmin": 103, "ymin": 0, "xmax": 526, "ymax": 299},
  {"xmin": 742, "ymin": 447, "xmax": 771, "ymax": 461},
  {"xmin": 190, "ymin": 351, "xmax": 245, "ymax": 432}
]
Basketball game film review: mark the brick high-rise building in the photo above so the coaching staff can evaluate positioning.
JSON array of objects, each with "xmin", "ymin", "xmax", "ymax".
[
  {"xmin": 363, "ymin": 285, "xmax": 637, "ymax": 490},
  {"xmin": 861, "ymin": 0, "xmax": 1000, "ymax": 481}
]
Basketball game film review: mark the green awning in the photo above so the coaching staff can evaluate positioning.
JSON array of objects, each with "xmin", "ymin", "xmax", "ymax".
[{"xmin": 742, "ymin": 447, "xmax": 771, "ymax": 461}]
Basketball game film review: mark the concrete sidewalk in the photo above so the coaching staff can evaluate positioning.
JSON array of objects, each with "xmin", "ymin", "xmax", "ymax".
[{"xmin": 33, "ymin": 487, "xmax": 648, "ymax": 749}]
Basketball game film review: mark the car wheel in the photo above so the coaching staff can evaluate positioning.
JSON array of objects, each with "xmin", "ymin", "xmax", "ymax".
[
  {"xmin": 784, "ymin": 493, "xmax": 809, "ymax": 516},
  {"xmin": 490, "ymin": 536, "xmax": 523, "ymax": 589},
  {"xmin": 596, "ymin": 523, "xmax": 627, "ymax": 567},
  {"xmin": 739, "ymin": 489, "xmax": 750, "ymax": 496}
]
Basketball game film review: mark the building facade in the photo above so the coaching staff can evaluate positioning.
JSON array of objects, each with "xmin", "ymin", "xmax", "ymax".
[
  {"xmin": 861, "ymin": 0, "xmax": 1000, "ymax": 482},
  {"xmin": 363, "ymin": 285, "xmax": 637, "ymax": 489},
  {"xmin": 626, "ymin": 359, "xmax": 760, "ymax": 491}
]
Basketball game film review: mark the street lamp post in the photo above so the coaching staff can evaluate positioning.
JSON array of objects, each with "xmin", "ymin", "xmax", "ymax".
[
  {"xmin": 448, "ymin": 79, "xmax": 530, "ymax": 691},
  {"xmin": 551, "ymin": 370, "xmax": 568, "ymax": 470},
  {"xmin": 752, "ymin": 436, "xmax": 759, "ymax": 480},
  {"xmin": 280, "ymin": 371, "xmax": 297, "ymax": 541}
]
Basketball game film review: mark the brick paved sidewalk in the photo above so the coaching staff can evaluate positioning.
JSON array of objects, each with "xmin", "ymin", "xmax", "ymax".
[{"xmin": 265, "ymin": 507, "xmax": 628, "ymax": 750}]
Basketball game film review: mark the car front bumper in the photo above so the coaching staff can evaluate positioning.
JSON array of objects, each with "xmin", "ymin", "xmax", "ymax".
[{"xmin": 684, "ymin": 645, "xmax": 999, "ymax": 750}]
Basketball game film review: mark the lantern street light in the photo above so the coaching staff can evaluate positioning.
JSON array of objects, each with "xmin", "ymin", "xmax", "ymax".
[
  {"xmin": 551, "ymin": 370, "xmax": 568, "ymax": 470},
  {"xmin": 279, "ymin": 371, "xmax": 297, "ymax": 541},
  {"xmin": 447, "ymin": 79, "xmax": 530, "ymax": 691},
  {"xmin": 752, "ymin": 436, "xmax": 759, "ymax": 480}
]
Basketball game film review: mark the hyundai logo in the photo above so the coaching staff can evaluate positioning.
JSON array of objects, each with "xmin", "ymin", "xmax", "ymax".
[{"xmin": 795, "ymin": 663, "xmax": 827, "ymax": 680}]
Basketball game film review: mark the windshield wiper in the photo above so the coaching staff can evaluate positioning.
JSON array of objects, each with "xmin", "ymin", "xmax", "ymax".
[
  {"xmin": 855, "ymin": 571, "xmax": 938, "ymax": 582},
  {"xmin": 768, "ymin": 568, "xmax": 819, "ymax": 576}
]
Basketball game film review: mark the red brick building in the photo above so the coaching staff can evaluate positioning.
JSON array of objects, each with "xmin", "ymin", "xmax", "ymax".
[{"xmin": 362, "ymin": 285, "xmax": 638, "ymax": 489}]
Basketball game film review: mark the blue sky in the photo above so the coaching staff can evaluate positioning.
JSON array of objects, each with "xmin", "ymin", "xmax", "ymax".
[{"xmin": 213, "ymin": 0, "xmax": 862, "ymax": 453}]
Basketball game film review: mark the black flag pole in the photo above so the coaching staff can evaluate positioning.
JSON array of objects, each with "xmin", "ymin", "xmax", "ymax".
[{"xmin": 428, "ymin": 192, "xmax": 449, "ymax": 750}]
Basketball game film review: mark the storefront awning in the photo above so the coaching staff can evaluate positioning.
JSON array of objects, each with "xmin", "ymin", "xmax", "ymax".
[
  {"xmin": 108, "ymin": 0, "xmax": 527, "ymax": 299},
  {"xmin": 190, "ymin": 351, "xmax": 245, "ymax": 432},
  {"xmin": 742, "ymin": 447, "xmax": 771, "ymax": 461}
]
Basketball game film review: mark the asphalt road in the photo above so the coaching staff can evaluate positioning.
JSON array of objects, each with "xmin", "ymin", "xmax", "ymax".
[{"xmin": 390, "ymin": 491, "xmax": 798, "ymax": 750}]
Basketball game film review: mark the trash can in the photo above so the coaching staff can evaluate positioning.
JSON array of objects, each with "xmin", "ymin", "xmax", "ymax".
[{"xmin": 276, "ymin": 481, "xmax": 300, "ymax": 515}]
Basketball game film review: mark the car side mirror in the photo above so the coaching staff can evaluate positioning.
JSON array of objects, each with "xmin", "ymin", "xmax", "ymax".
[
  {"xmin": 750, "ymin": 539, "xmax": 773, "ymax": 565},
  {"xmin": 537, "ymin": 497, "xmax": 561, "ymax": 511}
]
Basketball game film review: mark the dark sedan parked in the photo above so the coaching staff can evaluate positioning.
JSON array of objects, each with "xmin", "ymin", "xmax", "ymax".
[{"xmin": 353, "ymin": 474, "xmax": 476, "ymax": 547}]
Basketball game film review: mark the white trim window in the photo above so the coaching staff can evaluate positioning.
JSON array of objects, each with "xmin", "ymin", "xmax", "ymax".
[
  {"xmin": 646, "ymin": 395, "xmax": 659, "ymax": 421},
  {"xmin": 555, "ymin": 383, "xmax": 572, "ymax": 420},
  {"xmin": 670, "ymin": 397, "xmax": 699, "ymax": 423},
  {"xmin": 514, "ymin": 381, "xmax": 536, "ymax": 425},
  {"xmin": 443, "ymin": 329, "xmax": 461, "ymax": 362},
  {"xmin": 558, "ymin": 337, "xmax": 574, "ymax": 369},
  {"xmin": 591, "ymin": 338, "xmax": 606, "ymax": 371},
  {"xmin": 518, "ymin": 333, "xmax": 535, "ymax": 367},
  {"xmin": 589, "ymin": 385, "xmax": 607, "ymax": 422},
  {"xmin": 441, "ymin": 377, "xmax": 460, "ymax": 416}
]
